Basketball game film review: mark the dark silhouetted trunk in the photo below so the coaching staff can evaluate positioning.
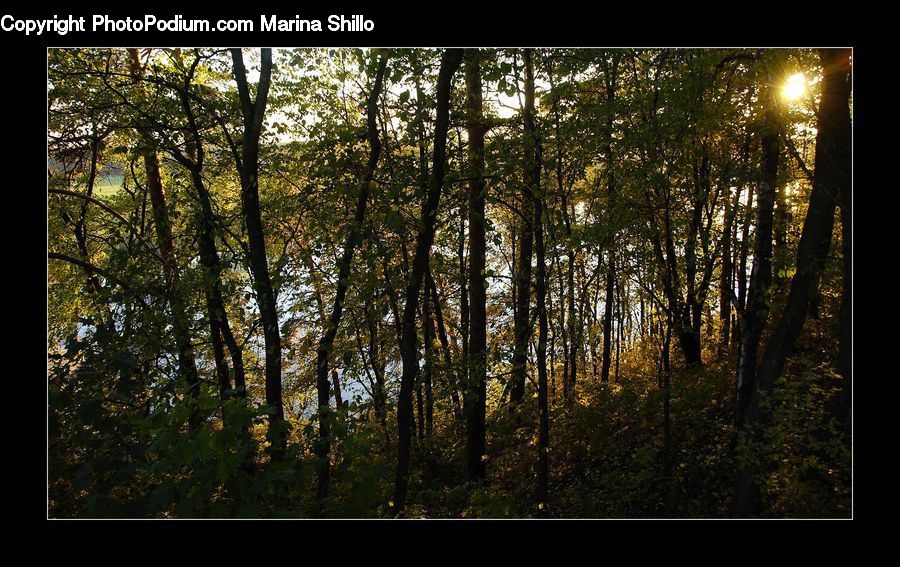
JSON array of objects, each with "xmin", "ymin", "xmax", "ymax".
[
  {"xmin": 662, "ymin": 313, "xmax": 672, "ymax": 477},
  {"xmin": 416, "ymin": 379, "xmax": 425, "ymax": 441},
  {"xmin": 172, "ymin": 73, "xmax": 248, "ymax": 401},
  {"xmin": 428, "ymin": 273, "xmax": 463, "ymax": 421},
  {"xmin": 600, "ymin": 56, "xmax": 619, "ymax": 384},
  {"xmin": 734, "ymin": 76, "xmax": 780, "ymax": 429},
  {"xmin": 523, "ymin": 50, "xmax": 550, "ymax": 512},
  {"xmin": 458, "ymin": 201, "xmax": 470, "ymax": 409},
  {"xmin": 73, "ymin": 129, "xmax": 106, "ymax": 300},
  {"xmin": 230, "ymin": 48, "xmax": 283, "ymax": 458},
  {"xmin": 392, "ymin": 49, "xmax": 463, "ymax": 516},
  {"xmin": 601, "ymin": 257, "xmax": 615, "ymax": 384},
  {"xmin": 685, "ymin": 144, "xmax": 710, "ymax": 360},
  {"xmin": 549, "ymin": 59, "xmax": 577, "ymax": 399},
  {"xmin": 719, "ymin": 183, "xmax": 740, "ymax": 350},
  {"xmin": 464, "ymin": 49, "xmax": 488, "ymax": 484},
  {"xmin": 364, "ymin": 295, "xmax": 390, "ymax": 446},
  {"xmin": 735, "ymin": 183, "xmax": 755, "ymax": 342},
  {"xmin": 510, "ymin": 52, "xmax": 535, "ymax": 408},
  {"xmin": 313, "ymin": 53, "xmax": 387, "ymax": 508},
  {"xmin": 733, "ymin": 49, "xmax": 850, "ymax": 517},
  {"xmin": 424, "ymin": 278, "xmax": 434, "ymax": 440}
]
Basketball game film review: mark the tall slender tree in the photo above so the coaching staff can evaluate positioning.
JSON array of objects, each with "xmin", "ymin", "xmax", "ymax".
[
  {"xmin": 464, "ymin": 49, "xmax": 488, "ymax": 485},
  {"xmin": 314, "ymin": 53, "xmax": 388, "ymax": 508},
  {"xmin": 230, "ymin": 48, "xmax": 283, "ymax": 457},
  {"xmin": 735, "ymin": 58, "xmax": 781, "ymax": 428},
  {"xmin": 392, "ymin": 49, "xmax": 463, "ymax": 516},
  {"xmin": 600, "ymin": 54, "xmax": 620, "ymax": 385},
  {"xmin": 510, "ymin": 51, "xmax": 535, "ymax": 407},
  {"xmin": 523, "ymin": 49, "xmax": 550, "ymax": 512},
  {"xmin": 168, "ymin": 53, "xmax": 247, "ymax": 400},
  {"xmin": 127, "ymin": 48, "xmax": 201, "ymax": 430}
]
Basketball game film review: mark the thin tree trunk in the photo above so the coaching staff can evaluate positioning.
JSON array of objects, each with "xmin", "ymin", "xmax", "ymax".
[
  {"xmin": 424, "ymin": 276, "xmax": 434, "ymax": 441},
  {"xmin": 719, "ymin": 183, "xmax": 740, "ymax": 350},
  {"xmin": 510, "ymin": 208, "xmax": 534, "ymax": 405},
  {"xmin": 187, "ymin": 161, "xmax": 245, "ymax": 401},
  {"xmin": 230, "ymin": 48, "xmax": 283, "ymax": 457},
  {"xmin": 313, "ymin": 53, "xmax": 387, "ymax": 508},
  {"xmin": 392, "ymin": 49, "xmax": 463, "ymax": 516},
  {"xmin": 364, "ymin": 296, "xmax": 390, "ymax": 446},
  {"xmin": 428, "ymin": 273, "xmax": 463, "ymax": 421},
  {"xmin": 463, "ymin": 49, "xmax": 489, "ymax": 485},
  {"xmin": 735, "ymin": 183, "xmax": 755, "ymax": 342},
  {"xmin": 459, "ymin": 197, "xmax": 470, "ymax": 405},
  {"xmin": 416, "ymin": 380, "xmax": 425, "ymax": 441},
  {"xmin": 171, "ymin": 61, "xmax": 248, "ymax": 401},
  {"xmin": 523, "ymin": 50, "xmax": 550, "ymax": 513},
  {"xmin": 549, "ymin": 59, "xmax": 577, "ymax": 400},
  {"xmin": 662, "ymin": 312, "xmax": 672, "ymax": 477},
  {"xmin": 734, "ymin": 73, "xmax": 780, "ymax": 429},
  {"xmin": 510, "ymin": 51, "xmax": 535, "ymax": 408},
  {"xmin": 601, "ymin": 254, "xmax": 615, "ymax": 384},
  {"xmin": 128, "ymin": 49, "xmax": 201, "ymax": 431},
  {"xmin": 600, "ymin": 56, "xmax": 620, "ymax": 384}
]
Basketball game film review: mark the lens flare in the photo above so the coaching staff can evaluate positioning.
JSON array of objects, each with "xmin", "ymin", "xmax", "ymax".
[{"xmin": 783, "ymin": 72, "xmax": 806, "ymax": 101}]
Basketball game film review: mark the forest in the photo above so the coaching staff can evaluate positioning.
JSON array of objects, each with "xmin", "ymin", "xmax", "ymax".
[{"xmin": 47, "ymin": 47, "xmax": 852, "ymax": 519}]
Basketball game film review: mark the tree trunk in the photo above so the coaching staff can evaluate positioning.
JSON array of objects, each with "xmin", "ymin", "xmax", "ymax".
[
  {"xmin": 128, "ymin": 49, "xmax": 201, "ymax": 431},
  {"xmin": 733, "ymin": 48, "xmax": 850, "ymax": 517},
  {"xmin": 428, "ymin": 273, "xmax": 463, "ymax": 421},
  {"xmin": 510, "ymin": 204, "xmax": 534, "ymax": 405},
  {"xmin": 601, "ymin": 255, "xmax": 615, "ymax": 384},
  {"xmin": 734, "ymin": 74, "xmax": 780, "ymax": 429},
  {"xmin": 463, "ymin": 49, "xmax": 489, "ymax": 485},
  {"xmin": 459, "ymin": 196, "xmax": 470, "ymax": 408},
  {"xmin": 392, "ymin": 49, "xmax": 463, "ymax": 516},
  {"xmin": 424, "ymin": 276, "xmax": 435, "ymax": 441},
  {"xmin": 172, "ymin": 65, "xmax": 248, "ymax": 402},
  {"xmin": 735, "ymin": 183, "xmax": 755, "ymax": 342},
  {"xmin": 662, "ymin": 313, "xmax": 672, "ymax": 477},
  {"xmin": 509, "ymin": 51, "xmax": 536, "ymax": 408},
  {"xmin": 550, "ymin": 59, "xmax": 577, "ymax": 400},
  {"xmin": 600, "ymin": 56, "xmax": 621, "ymax": 387},
  {"xmin": 719, "ymin": 183, "xmax": 740, "ymax": 350},
  {"xmin": 313, "ymin": 53, "xmax": 387, "ymax": 508},
  {"xmin": 523, "ymin": 50, "xmax": 550, "ymax": 513},
  {"xmin": 230, "ymin": 48, "xmax": 283, "ymax": 458},
  {"xmin": 187, "ymin": 166, "xmax": 246, "ymax": 400},
  {"xmin": 364, "ymin": 295, "xmax": 391, "ymax": 447}
]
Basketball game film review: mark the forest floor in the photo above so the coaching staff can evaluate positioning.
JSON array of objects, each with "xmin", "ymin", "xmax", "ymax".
[{"xmin": 317, "ymin": 311, "xmax": 851, "ymax": 518}]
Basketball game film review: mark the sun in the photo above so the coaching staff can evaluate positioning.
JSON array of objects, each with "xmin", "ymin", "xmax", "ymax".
[{"xmin": 783, "ymin": 72, "xmax": 806, "ymax": 101}]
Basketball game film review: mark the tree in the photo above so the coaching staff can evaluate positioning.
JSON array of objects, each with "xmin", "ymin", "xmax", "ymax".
[
  {"xmin": 733, "ymin": 48, "xmax": 851, "ymax": 517},
  {"xmin": 509, "ymin": 56, "xmax": 535, "ymax": 408},
  {"xmin": 523, "ymin": 49, "xmax": 550, "ymax": 512},
  {"xmin": 230, "ymin": 48, "xmax": 283, "ymax": 457},
  {"xmin": 48, "ymin": 47, "xmax": 851, "ymax": 520},
  {"xmin": 735, "ymin": 55, "xmax": 781, "ymax": 428},
  {"xmin": 127, "ymin": 48, "xmax": 201, "ymax": 430},
  {"xmin": 392, "ymin": 49, "xmax": 463, "ymax": 516},
  {"xmin": 464, "ymin": 48, "xmax": 488, "ymax": 485},
  {"xmin": 314, "ymin": 52, "xmax": 388, "ymax": 508},
  {"xmin": 600, "ymin": 53, "xmax": 621, "ymax": 385},
  {"xmin": 167, "ymin": 51, "xmax": 247, "ymax": 401}
]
